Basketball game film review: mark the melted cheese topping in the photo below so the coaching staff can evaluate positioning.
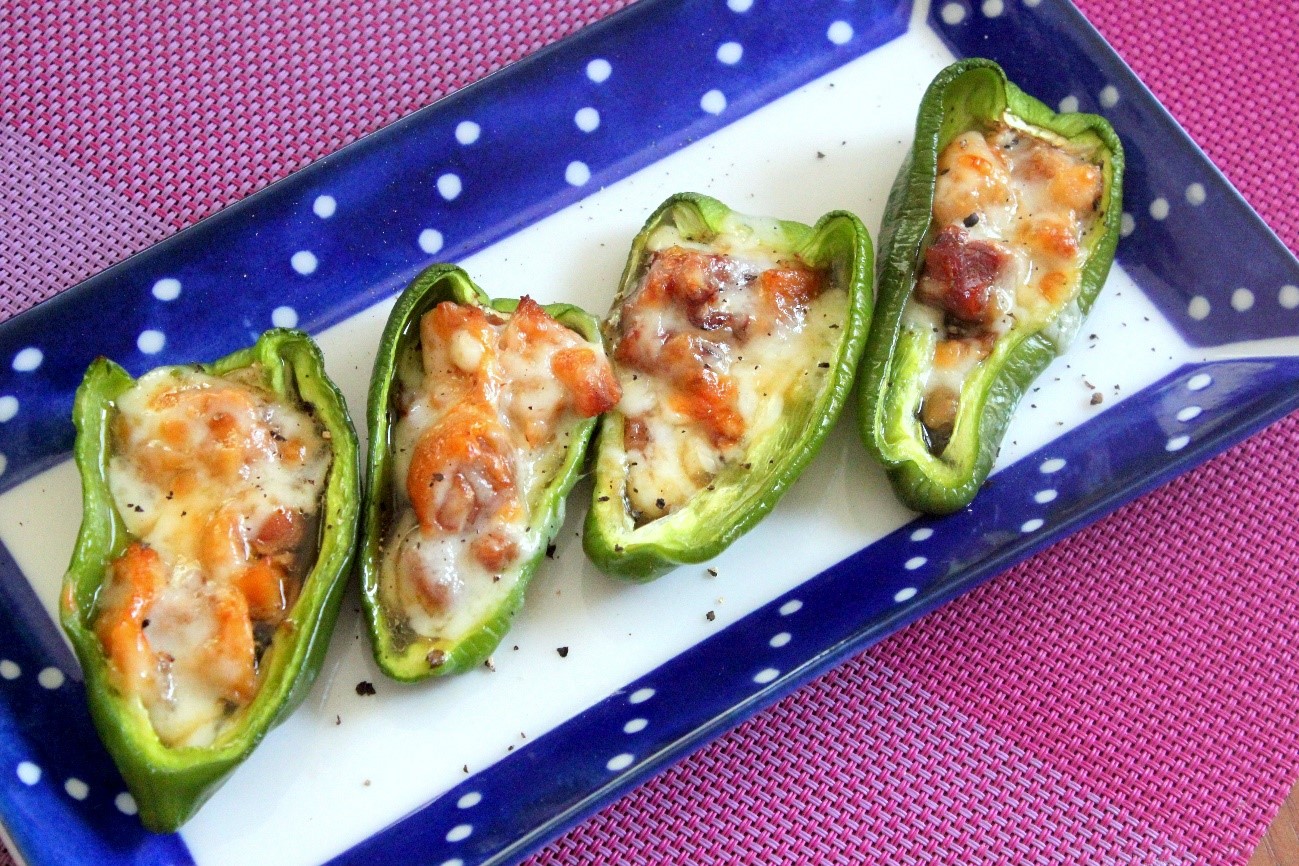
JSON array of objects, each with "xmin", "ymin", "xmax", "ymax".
[
  {"xmin": 610, "ymin": 225, "xmax": 846, "ymax": 521},
  {"xmin": 905, "ymin": 121, "xmax": 1104, "ymax": 449},
  {"xmin": 382, "ymin": 298, "xmax": 617, "ymax": 647},
  {"xmin": 97, "ymin": 367, "xmax": 331, "ymax": 748}
]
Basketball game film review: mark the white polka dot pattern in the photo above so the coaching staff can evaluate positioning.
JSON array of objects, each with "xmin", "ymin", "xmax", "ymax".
[
  {"xmin": 312, "ymin": 195, "xmax": 337, "ymax": 218},
  {"xmin": 291, "ymin": 250, "xmax": 318, "ymax": 275},
  {"xmin": 574, "ymin": 107, "xmax": 600, "ymax": 132},
  {"xmin": 137, "ymin": 330, "xmax": 165, "ymax": 354},
  {"xmin": 437, "ymin": 174, "xmax": 462, "ymax": 201},
  {"xmin": 12, "ymin": 348, "xmax": 42, "ymax": 372},
  {"xmin": 565, "ymin": 161, "xmax": 591, "ymax": 186},
  {"xmin": 827, "ymin": 21, "xmax": 854, "ymax": 44},
  {"xmin": 606, "ymin": 753, "xmax": 635, "ymax": 771},
  {"xmin": 272, "ymin": 306, "xmax": 299, "ymax": 328},
  {"xmin": 419, "ymin": 229, "xmax": 445, "ymax": 255},
  {"xmin": 585, "ymin": 58, "xmax": 611, "ymax": 83},
  {"xmin": 716, "ymin": 42, "xmax": 743, "ymax": 65},
  {"xmin": 151, "ymin": 277, "xmax": 181, "ymax": 301},
  {"xmin": 455, "ymin": 121, "xmax": 481, "ymax": 145}
]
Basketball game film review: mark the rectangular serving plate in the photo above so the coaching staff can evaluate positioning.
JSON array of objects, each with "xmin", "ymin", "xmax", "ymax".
[{"xmin": 0, "ymin": 1, "xmax": 1297, "ymax": 865}]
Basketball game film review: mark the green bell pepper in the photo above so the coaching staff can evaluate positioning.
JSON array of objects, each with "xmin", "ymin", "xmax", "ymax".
[
  {"xmin": 359, "ymin": 264, "xmax": 609, "ymax": 681},
  {"xmin": 61, "ymin": 329, "xmax": 360, "ymax": 831},
  {"xmin": 859, "ymin": 58, "xmax": 1124, "ymax": 514},
  {"xmin": 584, "ymin": 192, "xmax": 874, "ymax": 582}
]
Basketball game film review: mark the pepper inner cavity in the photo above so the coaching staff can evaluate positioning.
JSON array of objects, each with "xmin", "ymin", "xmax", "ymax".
[{"xmin": 906, "ymin": 121, "xmax": 1104, "ymax": 454}]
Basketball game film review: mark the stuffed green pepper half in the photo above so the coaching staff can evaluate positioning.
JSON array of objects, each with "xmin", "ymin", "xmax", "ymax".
[
  {"xmin": 584, "ymin": 193, "xmax": 873, "ymax": 582},
  {"xmin": 859, "ymin": 58, "xmax": 1124, "ymax": 514},
  {"xmin": 360, "ymin": 265, "xmax": 620, "ymax": 680},
  {"xmin": 61, "ymin": 329, "xmax": 359, "ymax": 831}
]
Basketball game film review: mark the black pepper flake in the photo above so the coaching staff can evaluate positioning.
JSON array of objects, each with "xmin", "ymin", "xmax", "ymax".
[
  {"xmin": 556, "ymin": 646, "xmax": 570, "ymax": 658},
  {"xmin": 655, "ymin": 498, "xmax": 666, "ymax": 510},
  {"xmin": 355, "ymin": 681, "xmax": 376, "ymax": 696},
  {"xmin": 427, "ymin": 649, "xmax": 448, "ymax": 668},
  {"xmin": 706, "ymin": 610, "xmax": 716, "ymax": 622},
  {"xmin": 463, "ymin": 765, "xmax": 469, "ymax": 774},
  {"xmin": 817, "ymin": 362, "xmax": 830, "ymax": 369},
  {"xmin": 962, "ymin": 213, "xmax": 979, "ymax": 228},
  {"xmin": 165, "ymin": 491, "xmax": 174, "ymax": 500},
  {"xmin": 707, "ymin": 567, "xmax": 718, "ymax": 577},
  {"xmin": 141, "ymin": 618, "xmax": 151, "ymax": 628},
  {"xmin": 546, "ymin": 543, "xmax": 557, "ymax": 559},
  {"xmin": 492, "ymin": 575, "xmax": 500, "ymax": 582},
  {"xmin": 484, "ymin": 657, "xmax": 496, "ymax": 672},
  {"xmin": 1090, "ymin": 392, "xmax": 1104, "ymax": 406},
  {"xmin": 335, "ymin": 715, "xmax": 341, "ymax": 725},
  {"xmin": 433, "ymin": 472, "xmax": 444, "ymax": 482},
  {"xmin": 513, "ymin": 645, "xmax": 519, "ymax": 651},
  {"xmin": 597, "ymin": 496, "xmax": 610, "ymax": 502},
  {"xmin": 816, "ymin": 151, "xmax": 825, "ymax": 159},
  {"xmin": 614, "ymin": 545, "xmax": 624, "ymax": 553}
]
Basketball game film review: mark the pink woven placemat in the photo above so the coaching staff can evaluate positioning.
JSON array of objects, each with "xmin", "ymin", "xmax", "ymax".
[{"xmin": 4, "ymin": 1, "xmax": 1299, "ymax": 864}]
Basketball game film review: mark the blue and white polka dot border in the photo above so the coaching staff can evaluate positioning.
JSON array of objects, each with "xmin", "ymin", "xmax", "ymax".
[
  {"xmin": 0, "ymin": 0, "xmax": 1298, "ymax": 863},
  {"xmin": 0, "ymin": 0, "xmax": 912, "ymax": 496},
  {"xmin": 930, "ymin": 0, "xmax": 1299, "ymax": 349},
  {"xmin": 336, "ymin": 353, "xmax": 1299, "ymax": 866}
]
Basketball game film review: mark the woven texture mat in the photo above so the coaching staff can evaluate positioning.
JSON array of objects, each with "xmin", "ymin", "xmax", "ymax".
[{"xmin": 4, "ymin": 0, "xmax": 1299, "ymax": 863}]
